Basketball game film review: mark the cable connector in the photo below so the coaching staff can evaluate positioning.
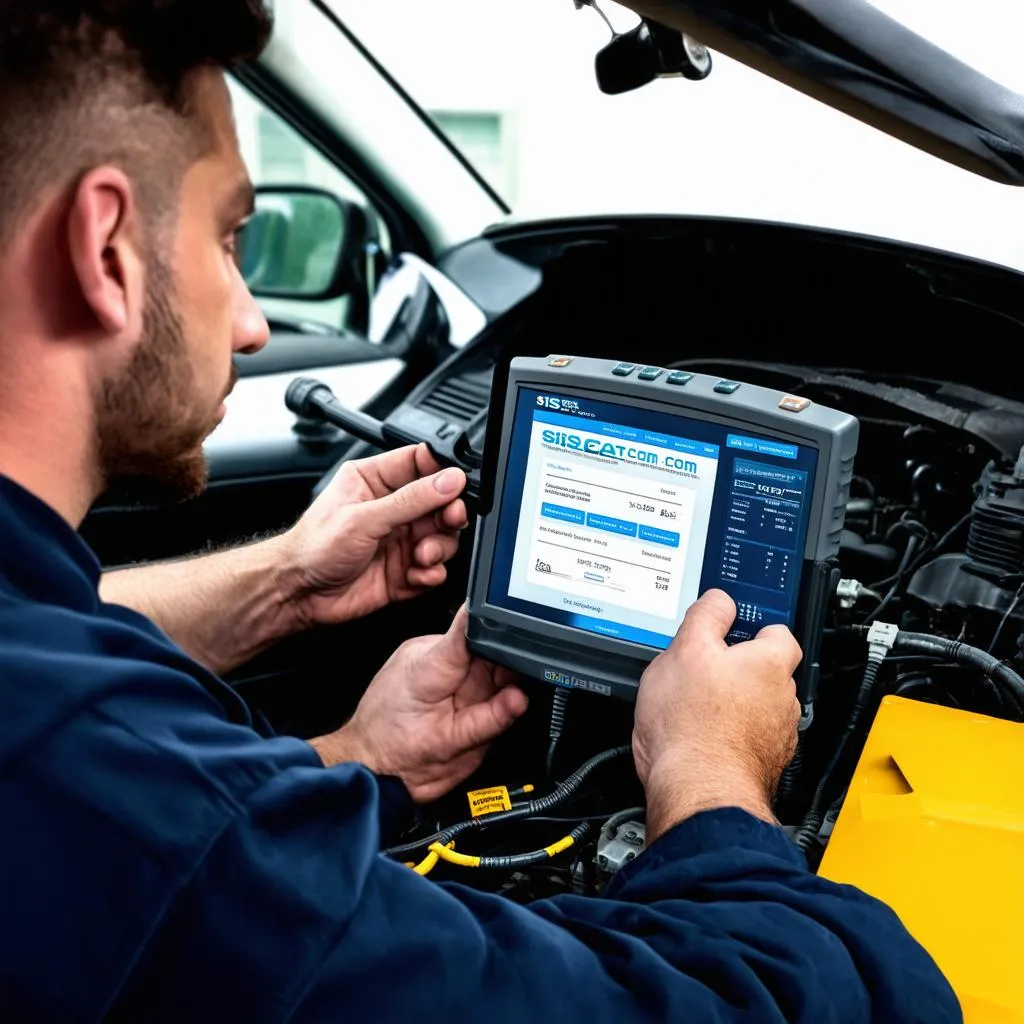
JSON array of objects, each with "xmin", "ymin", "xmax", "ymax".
[
  {"xmin": 836, "ymin": 579, "xmax": 882, "ymax": 610},
  {"xmin": 866, "ymin": 620, "xmax": 899, "ymax": 660}
]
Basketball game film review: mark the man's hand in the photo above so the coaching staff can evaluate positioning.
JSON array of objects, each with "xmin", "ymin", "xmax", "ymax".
[
  {"xmin": 282, "ymin": 445, "xmax": 469, "ymax": 628},
  {"xmin": 634, "ymin": 589, "xmax": 802, "ymax": 841},
  {"xmin": 99, "ymin": 446, "xmax": 467, "ymax": 675},
  {"xmin": 310, "ymin": 608, "xmax": 529, "ymax": 803}
]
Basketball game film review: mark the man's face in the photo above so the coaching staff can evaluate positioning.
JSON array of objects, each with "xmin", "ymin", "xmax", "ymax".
[{"xmin": 96, "ymin": 70, "xmax": 269, "ymax": 501}]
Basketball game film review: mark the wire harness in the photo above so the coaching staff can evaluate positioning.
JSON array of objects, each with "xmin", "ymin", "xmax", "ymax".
[{"xmin": 386, "ymin": 746, "xmax": 631, "ymax": 860}]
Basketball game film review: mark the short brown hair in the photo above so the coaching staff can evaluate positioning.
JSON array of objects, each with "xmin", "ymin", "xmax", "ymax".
[{"xmin": 0, "ymin": 0, "xmax": 273, "ymax": 246}]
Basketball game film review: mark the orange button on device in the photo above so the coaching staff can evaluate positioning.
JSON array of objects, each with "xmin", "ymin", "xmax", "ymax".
[{"xmin": 779, "ymin": 394, "xmax": 811, "ymax": 413}]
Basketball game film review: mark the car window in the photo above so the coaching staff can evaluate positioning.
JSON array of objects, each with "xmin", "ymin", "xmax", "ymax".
[
  {"xmin": 227, "ymin": 77, "xmax": 385, "ymax": 330},
  {"xmin": 331, "ymin": 0, "xmax": 1024, "ymax": 273}
]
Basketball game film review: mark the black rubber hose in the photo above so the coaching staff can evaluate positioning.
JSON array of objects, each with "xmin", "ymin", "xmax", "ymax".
[
  {"xmin": 600, "ymin": 806, "xmax": 645, "ymax": 839},
  {"xmin": 893, "ymin": 632, "xmax": 1024, "ymax": 715},
  {"xmin": 775, "ymin": 740, "xmax": 805, "ymax": 808},
  {"xmin": 471, "ymin": 822, "xmax": 593, "ymax": 870},
  {"xmin": 384, "ymin": 746, "xmax": 632, "ymax": 857},
  {"xmin": 795, "ymin": 656, "xmax": 884, "ymax": 851}
]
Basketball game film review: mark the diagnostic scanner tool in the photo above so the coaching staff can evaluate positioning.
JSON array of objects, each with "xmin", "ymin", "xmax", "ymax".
[{"xmin": 467, "ymin": 356, "xmax": 859, "ymax": 703}]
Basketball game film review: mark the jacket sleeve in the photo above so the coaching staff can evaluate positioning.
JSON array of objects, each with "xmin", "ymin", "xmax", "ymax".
[{"xmin": 113, "ymin": 754, "xmax": 962, "ymax": 1024}]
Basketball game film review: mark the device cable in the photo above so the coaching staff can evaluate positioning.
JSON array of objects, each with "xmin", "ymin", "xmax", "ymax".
[
  {"xmin": 546, "ymin": 688, "xmax": 570, "ymax": 781},
  {"xmin": 795, "ymin": 623, "xmax": 897, "ymax": 851}
]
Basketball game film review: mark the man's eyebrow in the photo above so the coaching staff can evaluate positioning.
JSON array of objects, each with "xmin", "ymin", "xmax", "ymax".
[{"xmin": 225, "ymin": 178, "xmax": 256, "ymax": 220}]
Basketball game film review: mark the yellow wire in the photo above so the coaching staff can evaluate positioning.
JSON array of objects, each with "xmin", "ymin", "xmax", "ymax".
[
  {"xmin": 544, "ymin": 835, "xmax": 576, "ymax": 857},
  {"xmin": 430, "ymin": 842, "xmax": 482, "ymax": 868},
  {"xmin": 412, "ymin": 840, "xmax": 455, "ymax": 876},
  {"xmin": 426, "ymin": 833, "xmax": 577, "ymax": 870}
]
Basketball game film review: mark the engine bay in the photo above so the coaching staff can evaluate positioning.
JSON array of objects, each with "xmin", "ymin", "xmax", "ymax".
[
  {"xmin": 267, "ymin": 220, "xmax": 1024, "ymax": 904},
  {"xmin": 364, "ymin": 345, "xmax": 1024, "ymax": 898}
]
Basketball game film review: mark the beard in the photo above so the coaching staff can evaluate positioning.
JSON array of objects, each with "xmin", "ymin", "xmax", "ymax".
[{"xmin": 95, "ymin": 256, "xmax": 231, "ymax": 504}]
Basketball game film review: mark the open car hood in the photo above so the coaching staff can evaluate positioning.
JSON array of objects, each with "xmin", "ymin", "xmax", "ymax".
[{"xmin": 620, "ymin": 0, "xmax": 1024, "ymax": 185}]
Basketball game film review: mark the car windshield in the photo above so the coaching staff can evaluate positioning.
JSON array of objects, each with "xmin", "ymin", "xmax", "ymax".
[{"xmin": 331, "ymin": 0, "xmax": 1024, "ymax": 271}]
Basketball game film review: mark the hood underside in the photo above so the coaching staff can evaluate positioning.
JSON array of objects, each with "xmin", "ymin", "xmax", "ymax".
[{"xmin": 619, "ymin": 0, "xmax": 1024, "ymax": 186}]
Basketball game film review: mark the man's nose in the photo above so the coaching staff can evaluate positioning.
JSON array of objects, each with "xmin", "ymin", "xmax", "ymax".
[{"xmin": 233, "ymin": 271, "xmax": 270, "ymax": 356}]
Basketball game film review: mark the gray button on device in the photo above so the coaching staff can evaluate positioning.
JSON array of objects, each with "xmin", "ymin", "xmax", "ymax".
[
  {"xmin": 637, "ymin": 367, "xmax": 664, "ymax": 381},
  {"xmin": 666, "ymin": 372, "xmax": 694, "ymax": 386},
  {"xmin": 714, "ymin": 380, "xmax": 742, "ymax": 394},
  {"xmin": 612, "ymin": 363, "xmax": 637, "ymax": 376}
]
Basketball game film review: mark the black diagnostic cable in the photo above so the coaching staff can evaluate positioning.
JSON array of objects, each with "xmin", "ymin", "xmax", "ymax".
[
  {"xmin": 546, "ymin": 688, "xmax": 570, "ymax": 781},
  {"xmin": 795, "ymin": 636, "xmax": 891, "ymax": 852},
  {"xmin": 285, "ymin": 377, "xmax": 482, "ymax": 496}
]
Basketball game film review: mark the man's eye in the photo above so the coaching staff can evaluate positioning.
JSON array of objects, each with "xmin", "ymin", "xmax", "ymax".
[{"xmin": 225, "ymin": 229, "xmax": 244, "ymax": 268}]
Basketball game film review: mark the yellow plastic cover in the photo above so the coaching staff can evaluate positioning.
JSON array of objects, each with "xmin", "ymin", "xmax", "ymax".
[{"xmin": 818, "ymin": 696, "xmax": 1024, "ymax": 1022}]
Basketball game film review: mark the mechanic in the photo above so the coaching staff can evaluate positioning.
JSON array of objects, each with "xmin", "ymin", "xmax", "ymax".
[{"xmin": 0, "ymin": 3, "xmax": 959, "ymax": 1022}]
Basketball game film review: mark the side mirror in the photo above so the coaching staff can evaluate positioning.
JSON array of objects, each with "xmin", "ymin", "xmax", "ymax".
[{"xmin": 238, "ymin": 187, "xmax": 374, "ymax": 301}]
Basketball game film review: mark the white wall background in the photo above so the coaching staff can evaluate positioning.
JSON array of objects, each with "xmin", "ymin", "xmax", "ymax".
[{"xmin": 324, "ymin": 0, "xmax": 1024, "ymax": 272}]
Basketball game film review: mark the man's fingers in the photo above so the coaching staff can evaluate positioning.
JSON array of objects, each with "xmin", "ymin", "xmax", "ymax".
[
  {"xmin": 359, "ymin": 466, "xmax": 467, "ymax": 537},
  {"xmin": 413, "ymin": 532, "xmax": 460, "ymax": 568},
  {"xmin": 406, "ymin": 564, "xmax": 447, "ymax": 590},
  {"xmin": 453, "ymin": 685, "xmax": 529, "ymax": 752},
  {"xmin": 672, "ymin": 589, "xmax": 737, "ymax": 651},
  {"xmin": 437, "ymin": 499, "xmax": 469, "ymax": 532},
  {"xmin": 352, "ymin": 444, "xmax": 443, "ymax": 499},
  {"xmin": 752, "ymin": 623, "xmax": 804, "ymax": 675}
]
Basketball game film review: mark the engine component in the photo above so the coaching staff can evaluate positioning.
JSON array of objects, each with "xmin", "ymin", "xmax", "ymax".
[
  {"xmin": 819, "ymin": 696, "xmax": 1024, "ymax": 1022},
  {"xmin": 965, "ymin": 451, "xmax": 1024, "ymax": 583},
  {"xmin": 835, "ymin": 578, "xmax": 881, "ymax": 610},
  {"xmin": 838, "ymin": 529, "xmax": 899, "ymax": 583},
  {"xmin": 596, "ymin": 819, "xmax": 646, "ymax": 875},
  {"xmin": 907, "ymin": 450, "xmax": 1024, "ymax": 647},
  {"xmin": 890, "ymin": 630, "xmax": 1024, "ymax": 714}
]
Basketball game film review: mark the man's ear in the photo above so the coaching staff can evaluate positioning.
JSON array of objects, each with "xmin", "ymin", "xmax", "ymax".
[{"xmin": 66, "ymin": 167, "xmax": 144, "ymax": 335}]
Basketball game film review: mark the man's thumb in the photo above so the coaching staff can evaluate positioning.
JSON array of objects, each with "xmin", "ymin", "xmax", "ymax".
[
  {"xmin": 364, "ymin": 467, "xmax": 466, "ymax": 536},
  {"xmin": 438, "ymin": 605, "xmax": 472, "ymax": 665},
  {"xmin": 453, "ymin": 686, "xmax": 529, "ymax": 752},
  {"xmin": 673, "ymin": 589, "xmax": 737, "ymax": 649}
]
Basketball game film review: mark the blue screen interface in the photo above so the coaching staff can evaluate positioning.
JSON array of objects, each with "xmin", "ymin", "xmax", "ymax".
[{"xmin": 487, "ymin": 388, "xmax": 819, "ymax": 650}]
